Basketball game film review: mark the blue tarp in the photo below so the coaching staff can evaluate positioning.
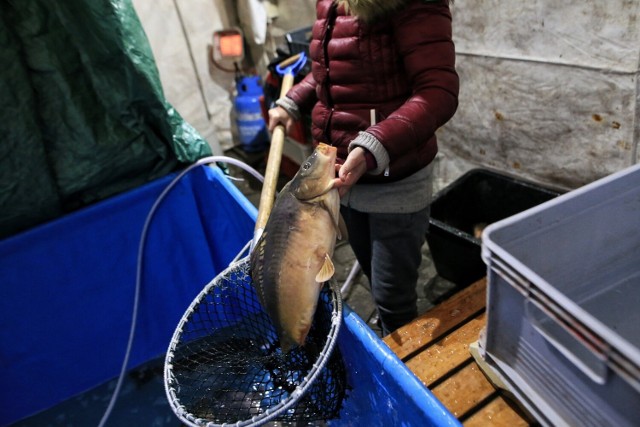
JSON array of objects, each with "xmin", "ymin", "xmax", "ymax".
[{"xmin": 0, "ymin": 166, "xmax": 256, "ymax": 425}]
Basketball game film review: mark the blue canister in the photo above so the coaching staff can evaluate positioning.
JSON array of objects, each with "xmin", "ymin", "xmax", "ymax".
[{"xmin": 235, "ymin": 76, "xmax": 269, "ymax": 152}]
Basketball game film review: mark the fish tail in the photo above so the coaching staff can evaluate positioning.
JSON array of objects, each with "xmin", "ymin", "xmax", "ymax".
[{"xmin": 280, "ymin": 335, "xmax": 297, "ymax": 354}]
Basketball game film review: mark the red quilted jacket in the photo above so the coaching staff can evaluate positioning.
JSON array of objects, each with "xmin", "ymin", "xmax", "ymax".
[{"xmin": 286, "ymin": 0, "xmax": 459, "ymax": 183}]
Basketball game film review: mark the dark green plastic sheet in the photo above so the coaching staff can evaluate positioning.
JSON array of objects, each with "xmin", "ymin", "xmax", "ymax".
[{"xmin": 0, "ymin": 0, "xmax": 212, "ymax": 239}]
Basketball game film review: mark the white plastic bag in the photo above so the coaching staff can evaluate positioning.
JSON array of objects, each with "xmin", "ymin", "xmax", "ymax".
[{"xmin": 237, "ymin": 0, "xmax": 267, "ymax": 45}]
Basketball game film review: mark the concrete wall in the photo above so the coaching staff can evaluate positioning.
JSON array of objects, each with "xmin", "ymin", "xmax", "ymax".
[
  {"xmin": 133, "ymin": 0, "xmax": 243, "ymax": 154},
  {"xmin": 439, "ymin": 0, "xmax": 640, "ymax": 190}
]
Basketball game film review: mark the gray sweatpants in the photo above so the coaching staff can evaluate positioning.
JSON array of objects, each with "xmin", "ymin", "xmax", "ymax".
[{"xmin": 341, "ymin": 205, "xmax": 430, "ymax": 336}]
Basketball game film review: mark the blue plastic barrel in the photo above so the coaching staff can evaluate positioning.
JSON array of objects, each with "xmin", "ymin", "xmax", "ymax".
[{"xmin": 235, "ymin": 76, "xmax": 269, "ymax": 152}]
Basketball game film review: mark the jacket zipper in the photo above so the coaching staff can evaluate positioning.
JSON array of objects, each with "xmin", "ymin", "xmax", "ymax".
[{"xmin": 321, "ymin": 4, "xmax": 338, "ymax": 145}]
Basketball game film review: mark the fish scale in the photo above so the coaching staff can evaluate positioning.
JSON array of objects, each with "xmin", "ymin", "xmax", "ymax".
[
  {"xmin": 250, "ymin": 143, "xmax": 340, "ymax": 353},
  {"xmin": 253, "ymin": 189, "xmax": 300, "ymax": 332}
]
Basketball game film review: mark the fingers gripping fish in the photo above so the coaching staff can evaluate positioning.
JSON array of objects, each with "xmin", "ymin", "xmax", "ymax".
[{"xmin": 250, "ymin": 143, "xmax": 343, "ymax": 353}]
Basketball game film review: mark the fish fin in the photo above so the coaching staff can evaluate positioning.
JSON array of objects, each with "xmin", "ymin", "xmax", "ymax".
[
  {"xmin": 315, "ymin": 253, "xmax": 335, "ymax": 283},
  {"xmin": 280, "ymin": 336, "xmax": 296, "ymax": 354},
  {"xmin": 280, "ymin": 328, "xmax": 307, "ymax": 353},
  {"xmin": 249, "ymin": 232, "xmax": 269, "ymax": 308}
]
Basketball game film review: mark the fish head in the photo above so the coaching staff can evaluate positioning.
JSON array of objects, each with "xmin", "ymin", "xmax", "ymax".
[{"xmin": 290, "ymin": 143, "xmax": 337, "ymax": 201}]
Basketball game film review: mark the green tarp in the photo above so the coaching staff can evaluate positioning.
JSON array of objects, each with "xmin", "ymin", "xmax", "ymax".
[{"xmin": 0, "ymin": 0, "xmax": 212, "ymax": 239}]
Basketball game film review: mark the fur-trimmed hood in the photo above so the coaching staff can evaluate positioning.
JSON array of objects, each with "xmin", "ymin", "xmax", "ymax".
[{"xmin": 335, "ymin": 0, "xmax": 410, "ymax": 22}]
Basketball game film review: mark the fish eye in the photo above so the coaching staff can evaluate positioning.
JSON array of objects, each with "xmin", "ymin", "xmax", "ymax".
[{"xmin": 302, "ymin": 162, "xmax": 311, "ymax": 170}]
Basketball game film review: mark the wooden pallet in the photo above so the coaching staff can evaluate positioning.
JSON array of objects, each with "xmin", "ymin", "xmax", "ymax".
[{"xmin": 383, "ymin": 278, "xmax": 535, "ymax": 426}]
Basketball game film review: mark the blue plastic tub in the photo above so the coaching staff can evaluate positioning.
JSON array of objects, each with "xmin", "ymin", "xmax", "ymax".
[
  {"xmin": 1, "ymin": 165, "xmax": 457, "ymax": 427},
  {"xmin": 332, "ymin": 308, "xmax": 458, "ymax": 427}
]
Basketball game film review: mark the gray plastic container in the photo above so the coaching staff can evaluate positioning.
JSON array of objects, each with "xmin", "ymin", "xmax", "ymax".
[{"xmin": 479, "ymin": 164, "xmax": 640, "ymax": 427}]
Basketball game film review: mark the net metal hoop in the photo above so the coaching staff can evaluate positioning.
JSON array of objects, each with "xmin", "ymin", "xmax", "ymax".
[{"xmin": 164, "ymin": 253, "xmax": 344, "ymax": 427}]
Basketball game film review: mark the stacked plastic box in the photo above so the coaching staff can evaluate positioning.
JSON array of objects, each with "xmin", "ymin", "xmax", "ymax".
[{"xmin": 480, "ymin": 164, "xmax": 640, "ymax": 427}]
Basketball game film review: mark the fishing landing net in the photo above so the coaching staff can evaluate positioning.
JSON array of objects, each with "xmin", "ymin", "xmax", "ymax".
[{"xmin": 164, "ymin": 254, "xmax": 347, "ymax": 427}]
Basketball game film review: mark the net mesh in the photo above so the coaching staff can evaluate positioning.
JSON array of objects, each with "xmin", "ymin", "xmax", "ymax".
[{"xmin": 165, "ymin": 256, "xmax": 347, "ymax": 426}]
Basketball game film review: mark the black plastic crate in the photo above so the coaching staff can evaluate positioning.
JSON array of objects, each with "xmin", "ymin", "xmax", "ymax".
[
  {"xmin": 284, "ymin": 26, "xmax": 312, "ymax": 77},
  {"xmin": 265, "ymin": 26, "xmax": 313, "ymax": 108},
  {"xmin": 426, "ymin": 168, "xmax": 561, "ymax": 286},
  {"xmin": 285, "ymin": 26, "xmax": 312, "ymax": 55}
]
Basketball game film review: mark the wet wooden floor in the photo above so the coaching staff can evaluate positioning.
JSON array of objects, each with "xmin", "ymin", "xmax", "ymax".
[{"xmin": 383, "ymin": 278, "xmax": 536, "ymax": 426}]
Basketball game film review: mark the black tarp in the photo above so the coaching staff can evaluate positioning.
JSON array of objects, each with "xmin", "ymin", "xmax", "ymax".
[{"xmin": 0, "ymin": 0, "xmax": 212, "ymax": 238}]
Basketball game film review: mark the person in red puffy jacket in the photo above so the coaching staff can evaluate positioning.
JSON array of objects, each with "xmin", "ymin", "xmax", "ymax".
[{"xmin": 268, "ymin": 0, "xmax": 459, "ymax": 336}]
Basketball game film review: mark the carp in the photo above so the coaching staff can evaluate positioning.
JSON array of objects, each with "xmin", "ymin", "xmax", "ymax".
[{"xmin": 250, "ymin": 143, "xmax": 343, "ymax": 353}]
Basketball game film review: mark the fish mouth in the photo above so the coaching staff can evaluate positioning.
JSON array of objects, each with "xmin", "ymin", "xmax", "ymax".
[
  {"xmin": 311, "ymin": 143, "xmax": 337, "ymax": 196},
  {"xmin": 316, "ymin": 143, "xmax": 337, "ymax": 161},
  {"xmin": 291, "ymin": 143, "xmax": 338, "ymax": 201}
]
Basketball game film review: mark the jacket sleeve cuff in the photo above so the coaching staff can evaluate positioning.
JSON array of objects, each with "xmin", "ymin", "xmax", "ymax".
[
  {"xmin": 275, "ymin": 96, "xmax": 301, "ymax": 121},
  {"xmin": 349, "ymin": 131, "xmax": 390, "ymax": 176}
]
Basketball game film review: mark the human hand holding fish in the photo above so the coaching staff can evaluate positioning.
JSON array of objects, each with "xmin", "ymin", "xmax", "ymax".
[{"xmin": 333, "ymin": 146, "xmax": 368, "ymax": 197}]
